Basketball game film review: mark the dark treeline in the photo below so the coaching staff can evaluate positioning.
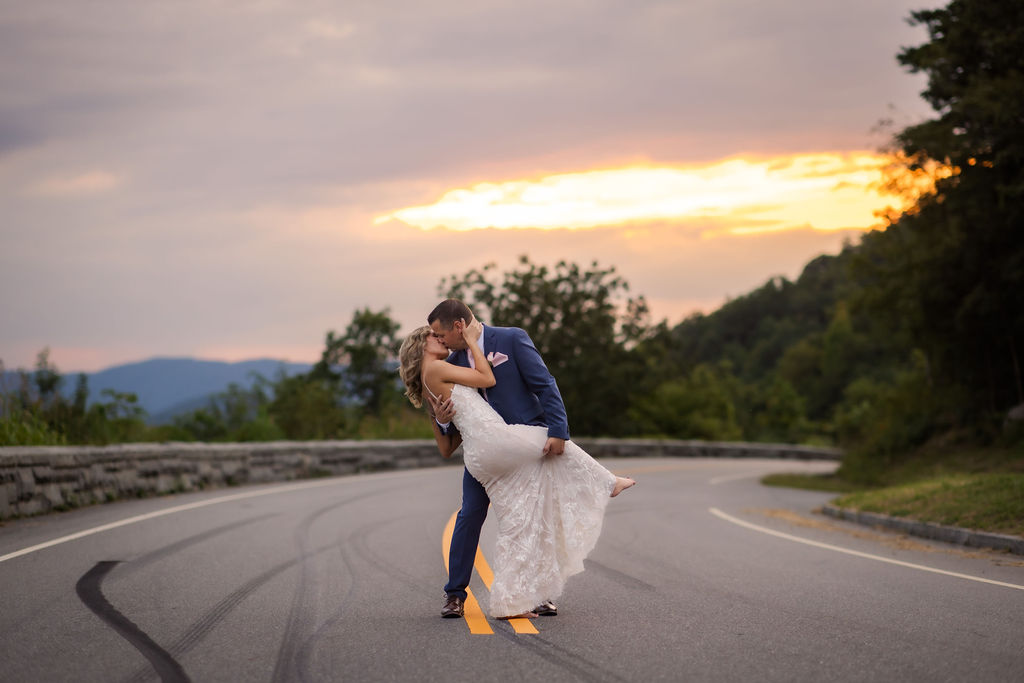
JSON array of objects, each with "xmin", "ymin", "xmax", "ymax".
[{"xmin": 2, "ymin": 0, "xmax": 1022, "ymax": 481}]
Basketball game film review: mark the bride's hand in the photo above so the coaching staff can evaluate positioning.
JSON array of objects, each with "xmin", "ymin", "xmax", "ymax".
[{"xmin": 463, "ymin": 318, "xmax": 483, "ymax": 345}]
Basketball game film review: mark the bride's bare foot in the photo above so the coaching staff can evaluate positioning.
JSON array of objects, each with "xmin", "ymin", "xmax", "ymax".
[
  {"xmin": 497, "ymin": 612, "xmax": 538, "ymax": 620},
  {"xmin": 611, "ymin": 476, "xmax": 636, "ymax": 497}
]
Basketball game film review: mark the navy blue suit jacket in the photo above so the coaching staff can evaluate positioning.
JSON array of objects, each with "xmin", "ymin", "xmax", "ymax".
[{"xmin": 448, "ymin": 325, "xmax": 569, "ymax": 440}]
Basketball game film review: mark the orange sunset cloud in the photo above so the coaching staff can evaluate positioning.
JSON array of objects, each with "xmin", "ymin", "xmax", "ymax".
[{"xmin": 375, "ymin": 152, "xmax": 909, "ymax": 235}]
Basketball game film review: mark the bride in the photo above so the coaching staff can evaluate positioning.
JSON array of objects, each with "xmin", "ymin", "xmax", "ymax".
[{"xmin": 398, "ymin": 319, "xmax": 635, "ymax": 619}]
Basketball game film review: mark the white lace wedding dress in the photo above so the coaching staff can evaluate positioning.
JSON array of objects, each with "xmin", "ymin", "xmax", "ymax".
[{"xmin": 449, "ymin": 383, "xmax": 617, "ymax": 617}]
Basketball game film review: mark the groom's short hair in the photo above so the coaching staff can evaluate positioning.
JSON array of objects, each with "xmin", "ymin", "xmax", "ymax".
[{"xmin": 428, "ymin": 299, "xmax": 473, "ymax": 329}]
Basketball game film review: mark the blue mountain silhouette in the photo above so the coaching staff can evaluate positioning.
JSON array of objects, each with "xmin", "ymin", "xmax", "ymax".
[{"xmin": 2, "ymin": 357, "xmax": 311, "ymax": 424}]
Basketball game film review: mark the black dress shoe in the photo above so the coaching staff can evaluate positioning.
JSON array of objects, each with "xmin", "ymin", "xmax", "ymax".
[
  {"xmin": 533, "ymin": 601, "xmax": 557, "ymax": 616},
  {"xmin": 441, "ymin": 595, "xmax": 465, "ymax": 618}
]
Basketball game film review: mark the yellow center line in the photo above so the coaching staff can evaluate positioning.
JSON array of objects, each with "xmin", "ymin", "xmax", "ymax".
[
  {"xmin": 473, "ymin": 546, "xmax": 539, "ymax": 634},
  {"xmin": 442, "ymin": 511, "xmax": 492, "ymax": 634},
  {"xmin": 442, "ymin": 509, "xmax": 538, "ymax": 634}
]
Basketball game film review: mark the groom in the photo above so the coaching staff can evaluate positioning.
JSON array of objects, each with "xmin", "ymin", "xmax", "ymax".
[{"xmin": 427, "ymin": 298, "xmax": 569, "ymax": 619}]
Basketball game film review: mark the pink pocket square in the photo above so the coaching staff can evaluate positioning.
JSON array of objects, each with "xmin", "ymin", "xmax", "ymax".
[{"xmin": 487, "ymin": 351, "xmax": 509, "ymax": 367}]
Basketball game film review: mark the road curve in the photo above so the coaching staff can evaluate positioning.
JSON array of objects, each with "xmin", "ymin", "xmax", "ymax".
[{"xmin": 1, "ymin": 457, "xmax": 1021, "ymax": 682}]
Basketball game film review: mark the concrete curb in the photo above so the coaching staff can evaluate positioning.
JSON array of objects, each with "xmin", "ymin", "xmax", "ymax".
[{"xmin": 820, "ymin": 504, "xmax": 1024, "ymax": 556}]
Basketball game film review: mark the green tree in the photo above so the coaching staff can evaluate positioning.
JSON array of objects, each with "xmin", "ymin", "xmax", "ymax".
[
  {"xmin": 172, "ymin": 407, "xmax": 230, "ymax": 442},
  {"xmin": 744, "ymin": 377, "xmax": 814, "ymax": 444},
  {"xmin": 269, "ymin": 373, "xmax": 347, "ymax": 439},
  {"xmin": 440, "ymin": 256, "xmax": 652, "ymax": 436},
  {"xmin": 777, "ymin": 335, "xmax": 826, "ymax": 416},
  {"xmin": 85, "ymin": 389, "xmax": 148, "ymax": 444},
  {"xmin": 658, "ymin": 251, "xmax": 856, "ymax": 389},
  {"xmin": 173, "ymin": 378, "xmax": 284, "ymax": 442},
  {"xmin": 628, "ymin": 363, "xmax": 743, "ymax": 440},
  {"xmin": 32, "ymin": 348, "xmax": 64, "ymax": 408},
  {"xmin": 833, "ymin": 350, "xmax": 941, "ymax": 482},
  {"xmin": 65, "ymin": 373, "xmax": 91, "ymax": 442},
  {"xmin": 268, "ymin": 308, "xmax": 405, "ymax": 439},
  {"xmin": 854, "ymin": 0, "xmax": 1024, "ymax": 428},
  {"xmin": 313, "ymin": 308, "xmax": 403, "ymax": 416},
  {"xmin": 0, "ymin": 356, "xmax": 66, "ymax": 446}
]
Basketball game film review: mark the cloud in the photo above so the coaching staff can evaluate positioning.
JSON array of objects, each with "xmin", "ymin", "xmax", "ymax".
[
  {"xmin": 375, "ymin": 152, "xmax": 892, "ymax": 234},
  {"xmin": 27, "ymin": 170, "xmax": 123, "ymax": 197},
  {"xmin": 0, "ymin": 0, "xmax": 935, "ymax": 371},
  {"xmin": 0, "ymin": 117, "xmax": 44, "ymax": 157},
  {"xmin": 0, "ymin": 1, "xmax": 931, "ymax": 186},
  {"xmin": 304, "ymin": 19, "xmax": 356, "ymax": 41}
]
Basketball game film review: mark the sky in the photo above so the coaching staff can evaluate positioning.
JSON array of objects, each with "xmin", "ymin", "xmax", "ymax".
[{"xmin": 0, "ymin": 0, "xmax": 935, "ymax": 373}]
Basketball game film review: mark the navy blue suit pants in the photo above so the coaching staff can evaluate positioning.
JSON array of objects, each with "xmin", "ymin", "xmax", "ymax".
[{"xmin": 444, "ymin": 467, "xmax": 489, "ymax": 599}]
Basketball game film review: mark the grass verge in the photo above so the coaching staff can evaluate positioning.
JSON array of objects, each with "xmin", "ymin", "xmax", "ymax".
[
  {"xmin": 762, "ymin": 445, "xmax": 1024, "ymax": 536},
  {"xmin": 760, "ymin": 472, "xmax": 859, "ymax": 493},
  {"xmin": 834, "ymin": 473, "xmax": 1024, "ymax": 537}
]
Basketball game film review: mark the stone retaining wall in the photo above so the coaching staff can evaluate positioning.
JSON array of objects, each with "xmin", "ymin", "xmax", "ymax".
[{"xmin": 0, "ymin": 439, "xmax": 841, "ymax": 519}]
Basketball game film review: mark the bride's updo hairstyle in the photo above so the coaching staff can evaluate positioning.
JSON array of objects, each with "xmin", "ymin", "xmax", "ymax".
[{"xmin": 398, "ymin": 326, "xmax": 433, "ymax": 409}]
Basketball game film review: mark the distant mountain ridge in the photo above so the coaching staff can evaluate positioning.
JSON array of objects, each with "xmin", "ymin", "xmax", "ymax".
[{"xmin": 2, "ymin": 357, "xmax": 312, "ymax": 424}]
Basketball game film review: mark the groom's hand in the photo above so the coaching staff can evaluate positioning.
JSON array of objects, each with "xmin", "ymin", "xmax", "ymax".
[
  {"xmin": 463, "ymin": 318, "xmax": 483, "ymax": 344},
  {"xmin": 543, "ymin": 437, "xmax": 566, "ymax": 457},
  {"xmin": 429, "ymin": 393, "xmax": 456, "ymax": 424}
]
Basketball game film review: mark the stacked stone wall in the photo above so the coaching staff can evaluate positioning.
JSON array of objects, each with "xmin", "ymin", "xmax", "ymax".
[{"xmin": 0, "ymin": 439, "xmax": 841, "ymax": 519}]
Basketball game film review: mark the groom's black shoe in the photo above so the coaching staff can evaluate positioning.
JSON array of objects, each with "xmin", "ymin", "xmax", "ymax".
[
  {"xmin": 534, "ymin": 601, "xmax": 558, "ymax": 616},
  {"xmin": 441, "ymin": 595, "xmax": 465, "ymax": 618}
]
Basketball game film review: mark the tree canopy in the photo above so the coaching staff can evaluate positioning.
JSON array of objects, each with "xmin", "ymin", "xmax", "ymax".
[
  {"xmin": 440, "ymin": 256, "xmax": 652, "ymax": 435},
  {"xmin": 854, "ymin": 0, "xmax": 1024, "ymax": 423}
]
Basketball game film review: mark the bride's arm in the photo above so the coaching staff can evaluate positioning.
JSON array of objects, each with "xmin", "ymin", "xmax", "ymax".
[
  {"xmin": 429, "ymin": 408, "xmax": 462, "ymax": 458},
  {"xmin": 436, "ymin": 363, "xmax": 494, "ymax": 388},
  {"xmin": 428, "ymin": 320, "xmax": 496, "ymax": 389},
  {"xmin": 452, "ymin": 319, "xmax": 495, "ymax": 387}
]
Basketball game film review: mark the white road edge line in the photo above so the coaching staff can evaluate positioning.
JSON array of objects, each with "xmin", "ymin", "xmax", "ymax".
[
  {"xmin": 0, "ymin": 472, "xmax": 418, "ymax": 565},
  {"xmin": 708, "ymin": 507, "xmax": 1024, "ymax": 592}
]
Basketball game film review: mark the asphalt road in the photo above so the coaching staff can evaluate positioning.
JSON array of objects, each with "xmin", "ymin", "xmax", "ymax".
[{"xmin": 1, "ymin": 456, "xmax": 1022, "ymax": 683}]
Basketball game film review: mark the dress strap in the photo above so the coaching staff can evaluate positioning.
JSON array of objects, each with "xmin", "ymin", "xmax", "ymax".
[{"xmin": 423, "ymin": 376, "xmax": 441, "ymax": 402}]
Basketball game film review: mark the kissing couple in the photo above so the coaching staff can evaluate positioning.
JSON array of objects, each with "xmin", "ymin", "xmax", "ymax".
[{"xmin": 398, "ymin": 299, "xmax": 635, "ymax": 620}]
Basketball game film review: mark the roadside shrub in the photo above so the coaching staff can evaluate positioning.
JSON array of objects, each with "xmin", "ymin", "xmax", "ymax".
[
  {"xmin": 834, "ymin": 350, "xmax": 939, "ymax": 481},
  {"xmin": 0, "ymin": 410, "xmax": 66, "ymax": 446}
]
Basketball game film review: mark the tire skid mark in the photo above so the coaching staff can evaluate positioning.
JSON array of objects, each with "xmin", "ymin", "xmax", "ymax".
[
  {"xmin": 2, "ymin": 469, "xmax": 436, "ymax": 566},
  {"xmin": 347, "ymin": 515, "xmax": 422, "ymax": 589},
  {"xmin": 75, "ymin": 561, "xmax": 191, "ymax": 683},
  {"xmin": 272, "ymin": 488, "xmax": 390, "ymax": 683},
  {"xmin": 123, "ymin": 545, "xmax": 338, "ymax": 683},
  {"xmin": 290, "ymin": 504, "xmax": 433, "ymax": 678},
  {"xmin": 292, "ymin": 534, "xmax": 364, "ymax": 679},
  {"xmin": 124, "ymin": 489, "xmax": 388, "ymax": 683},
  {"xmin": 114, "ymin": 514, "xmax": 283, "ymax": 682},
  {"xmin": 584, "ymin": 559, "xmax": 658, "ymax": 593},
  {"xmin": 493, "ymin": 627, "xmax": 628, "ymax": 683},
  {"xmin": 120, "ymin": 514, "xmax": 278, "ymax": 576}
]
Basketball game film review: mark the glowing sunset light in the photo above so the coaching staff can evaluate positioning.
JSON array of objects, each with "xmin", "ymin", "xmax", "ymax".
[{"xmin": 375, "ymin": 152, "xmax": 903, "ymax": 234}]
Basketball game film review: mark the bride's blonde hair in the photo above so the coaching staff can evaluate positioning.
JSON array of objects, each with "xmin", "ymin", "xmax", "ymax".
[{"xmin": 398, "ymin": 326, "xmax": 433, "ymax": 409}]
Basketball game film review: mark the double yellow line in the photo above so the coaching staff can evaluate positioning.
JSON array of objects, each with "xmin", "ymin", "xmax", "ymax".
[{"xmin": 442, "ymin": 510, "xmax": 539, "ymax": 635}]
